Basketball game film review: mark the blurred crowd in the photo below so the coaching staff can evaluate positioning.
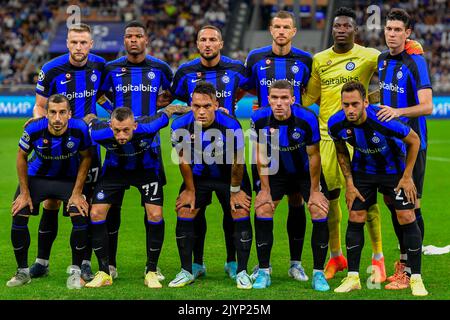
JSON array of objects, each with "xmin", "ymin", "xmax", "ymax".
[
  {"xmin": 354, "ymin": 0, "xmax": 450, "ymax": 92},
  {"xmin": 141, "ymin": 0, "xmax": 229, "ymax": 71},
  {"xmin": 0, "ymin": 0, "xmax": 448, "ymax": 93}
]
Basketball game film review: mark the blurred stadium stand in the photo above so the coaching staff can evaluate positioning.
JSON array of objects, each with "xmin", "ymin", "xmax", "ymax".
[{"xmin": 0, "ymin": 0, "xmax": 448, "ymax": 116}]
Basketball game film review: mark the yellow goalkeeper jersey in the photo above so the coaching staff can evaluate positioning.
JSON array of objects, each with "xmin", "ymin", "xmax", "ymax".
[{"xmin": 303, "ymin": 44, "xmax": 380, "ymax": 140}]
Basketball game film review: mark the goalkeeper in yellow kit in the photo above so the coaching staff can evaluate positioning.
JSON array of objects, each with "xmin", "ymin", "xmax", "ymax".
[{"xmin": 302, "ymin": 7, "xmax": 422, "ymax": 283}]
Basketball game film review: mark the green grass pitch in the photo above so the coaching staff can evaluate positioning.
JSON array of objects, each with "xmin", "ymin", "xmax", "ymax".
[{"xmin": 0, "ymin": 118, "xmax": 449, "ymax": 300}]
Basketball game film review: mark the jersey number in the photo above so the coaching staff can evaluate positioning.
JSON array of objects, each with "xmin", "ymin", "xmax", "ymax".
[
  {"xmin": 86, "ymin": 167, "xmax": 99, "ymax": 184},
  {"xmin": 142, "ymin": 182, "xmax": 158, "ymax": 196}
]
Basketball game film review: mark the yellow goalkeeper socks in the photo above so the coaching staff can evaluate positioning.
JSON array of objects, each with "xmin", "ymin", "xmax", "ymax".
[{"xmin": 367, "ymin": 203, "xmax": 383, "ymax": 256}]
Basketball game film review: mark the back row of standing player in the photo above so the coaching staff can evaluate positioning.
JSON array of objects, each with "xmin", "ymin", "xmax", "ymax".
[{"xmin": 20, "ymin": 7, "xmax": 431, "ymax": 293}]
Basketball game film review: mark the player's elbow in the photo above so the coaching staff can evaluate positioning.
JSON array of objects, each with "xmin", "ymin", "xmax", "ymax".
[{"xmin": 423, "ymin": 102, "xmax": 433, "ymax": 116}]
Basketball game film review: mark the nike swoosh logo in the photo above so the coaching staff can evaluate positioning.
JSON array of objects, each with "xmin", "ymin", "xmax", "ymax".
[
  {"xmin": 320, "ymin": 244, "xmax": 329, "ymax": 249},
  {"xmin": 13, "ymin": 246, "xmax": 24, "ymax": 251},
  {"xmin": 347, "ymin": 245, "xmax": 359, "ymax": 250},
  {"xmin": 37, "ymin": 145, "xmax": 48, "ymax": 150},
  {"xmin": 149, "ymin": 248, "xmax": 160, "ymax": 252},
  {"xmin": 75, "ymin": 246, "xmax": 86, "ymax": 250},
  {"xmin": 150, "ymin": 197, "xmax": 161, "ymax": 201},
  {"xmin": 191, "ymin": 79, "xmax": 202, "ymax": 83},
  {"xmin": 60, "ymin": 79, "xmax": 72, "ymax": 85},
  {"xmin": 240, "ymin": 238, "xmax": 252, "ymax": 243},
  {"xmin": 402, "ymin": 201, "xmax": 410, "ymax": 205},
  {"xmin": 408, "ymin": 247, "xmax": 421, "ymax": 252},
  {"xmin": 108, "ymin": 230, "xmax": 118, "ymax": 235},
  {"xmin": 260, "ymin": 66, "xmax": 270, "ymax": 70},
  {"xmin": 39, "ymin": 230, "xmax": 52, "ymax": 234},
  {"xmin": 176, "ymin": 236, "xmax": 186, "ymax": 240},
  {"xmin": 257, "ymin": 243, "xmax": 268, "ymax": 247},
  {"xmin": 116, "ymin": 73, "xmax": 126, "ymax": 77},
  {"xmin": 93, "ymin": 247, "xmax": 103, "ymax": 251}
]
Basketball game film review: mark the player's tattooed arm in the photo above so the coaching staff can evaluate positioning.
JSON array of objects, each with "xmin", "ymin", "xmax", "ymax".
[
  {"xmin": 83, "ymin": 113, "xmax": 98, "ymax": 125},
  {"xmin": 157, "ymin": 90, "xmax": 174, "ymax": 109},
  {"xmin": 162, "ymin": 104, "xmax": 191, "ymax": 118},
  {"xmin": 334, "ymin": 140, "xmax": 365, "ymax": 210},
  {"xmin": 12, "ymin": 149, "xmax": 33, "ymax": 215},
  {"xmin": 368, "ymin": 90, "xmax": 380, "ymax": 104}
]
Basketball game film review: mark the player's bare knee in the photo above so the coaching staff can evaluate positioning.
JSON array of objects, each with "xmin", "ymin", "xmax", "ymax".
[
  {"xmin": 396, "ymin": 210, "xmax": 416, "ymax": 225},
  {"xmin": 255, "ymin": 204, "xmax": 274, "ymax": 217},
  {"xmin": 231, "ymin": 208, "xmax": 250, "ymax": 220},
  {"xmin": 147, "ymin": 211, "xmax": 163, "ymax": 222},
  {"xmin": 145, "ymin": 204, "xmax": 163, "ymax": 222},
  {"xmin": 43, "ymin": 199, "xmax": 61, "ymax": 210},
  {"xmin": 90, "ymin": 210, "xmax": 107, "ymax": 222},
  {"xmin": 177, "ymin": 207, "xmax": 197, "ymax": 219},
  {"xmin": 310, "ymin": 207, "xmax": 327, "ymax": 220},
  {"xmin": 349, "ymin": 210, "xmax": 367, "ymax": 223}
]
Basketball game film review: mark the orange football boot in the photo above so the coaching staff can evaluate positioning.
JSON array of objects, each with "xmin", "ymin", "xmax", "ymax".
[{"xmin": 324, "ymin": 255, "xmax": 348, "ymax": 280}]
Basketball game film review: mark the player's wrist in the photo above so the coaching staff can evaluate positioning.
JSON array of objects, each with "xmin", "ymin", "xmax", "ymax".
[{"xmin": 230, "ymin": 185, "xmax": 241, "ymax": 193}]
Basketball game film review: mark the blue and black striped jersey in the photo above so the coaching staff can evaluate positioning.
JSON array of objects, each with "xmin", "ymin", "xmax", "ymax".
[
  {"xmin": 36, "ymin": 53, "xmax": 106, "ymax": 118},
  {"xmin": 328, "ymin": 105, "xmax": 411, "ymax": 175},
  {"xmin": 378, "ymin": 51, "xmax": 432, "ymax": 150},
  {"xmin": 170, "ymin": 56, "xmax": 248, "ymax": 115},
  {"xmin": 171, "ymin": 110, "xmax": 245, "ymax": 182},
  {"xmin": 101, "ymin": 55, "xmax": 173, "ymax": 117},
  {"xmin": 90, "ymin": 113, "xmax": 169, "ymax": 172},
  {"xmin": 244, "ymin": 46, "xmax": 312, "ymax": 108},
  {"xmin": 19, "ymin": 118, "xmax": 91, "ymax": 179},
  {"xmin": 250, "ymin": 104, "xmax": 320, "ymax": 175}
]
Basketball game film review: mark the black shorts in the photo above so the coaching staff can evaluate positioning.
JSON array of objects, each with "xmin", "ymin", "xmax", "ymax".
[
  {"xmin": 179, "ymin": 172, "xmax": 252, "ymax": 210},
  {"xmin": 13, "ymin": 176, "xmax": 81, "ymax": 216},
  {"xmin": 92, "ymin": 168, "xmax": 163, "ymax": 206},
  {"xmin": 352, "ymin": 172, "xmax": 415, "ymax": 211},
  {"xmin": 254, "ymin": 172, "xmax": 329, "ymax": 202},
  {"xmin": 413, "ymin": 149, "xmax": 426, "ymax": 198}
]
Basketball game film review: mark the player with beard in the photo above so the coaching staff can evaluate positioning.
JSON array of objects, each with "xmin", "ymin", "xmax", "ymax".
[
  {"xmin": 162, "ymin": 25, "xmax": 249, "ymax": 280},
  {"xmin": 28, "ymin": 23, "xmax": 112, "ymax": 283},
  {"xmin": 302, "ymin": 7, "xmax": 423, "ymax": 283}
]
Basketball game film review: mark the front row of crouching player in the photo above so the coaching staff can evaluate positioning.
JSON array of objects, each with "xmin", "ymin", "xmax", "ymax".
[{"xmin": 7, "ymin": 80, "xmax": 427, "ymax": 295}]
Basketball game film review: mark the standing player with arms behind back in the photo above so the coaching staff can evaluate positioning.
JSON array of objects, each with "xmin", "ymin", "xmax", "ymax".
[{"xmin": 376, "ymin": 8, "xmax": 433, "ymax": 291}]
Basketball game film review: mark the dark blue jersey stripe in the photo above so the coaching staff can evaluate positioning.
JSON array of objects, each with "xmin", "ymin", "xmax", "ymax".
[
  {"xmin": 245, "ymin": 46, "xmax": 312, "ymax": 108},
  {"xmin": 36, "ymin": 53, "xmax": 105, "ymax": 118},
  {"xmin": 378, "ymin": 51, "xmax": 431, "ymax": 150},
  {"xmin": 171, "ymin": 56, "xmax": 248, "ymax": 115},
  {"xmin": 103, "ymin": 55, "xmax": 173, "ymax": 116},
  {"xmin": 328, "ymin": 105, "xmax": 410, "ymax": 175},
  {"xmin": 171, "ymin": 110, "xmax": 243, "ymax": 181},
  {"xmin": 21, "ymin": 118, "xmax": 91, "ymax": 179}
]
